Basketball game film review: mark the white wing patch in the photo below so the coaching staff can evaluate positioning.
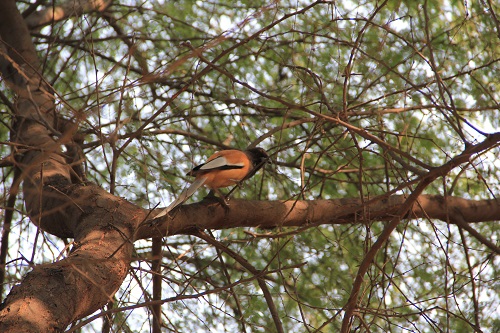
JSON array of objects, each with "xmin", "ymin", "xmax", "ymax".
[{"xmin": 199, "ymin": 155, "xmax": 244, "ymax": 170}]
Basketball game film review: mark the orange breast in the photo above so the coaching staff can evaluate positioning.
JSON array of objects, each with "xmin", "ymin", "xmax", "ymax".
[{"xmin": 201, "ymin": 166, "xmax": 251, "ymax": 189}]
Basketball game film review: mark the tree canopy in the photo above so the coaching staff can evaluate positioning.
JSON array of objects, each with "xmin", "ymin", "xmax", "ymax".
[{"xmin": 0, "ymin": 0, "xmax": 499, "ymax": 332}]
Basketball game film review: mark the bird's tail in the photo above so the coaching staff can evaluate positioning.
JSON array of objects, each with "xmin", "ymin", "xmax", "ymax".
[{"xmin": 155, "ymin": 177, "xmax": 206, "ymax": 218}]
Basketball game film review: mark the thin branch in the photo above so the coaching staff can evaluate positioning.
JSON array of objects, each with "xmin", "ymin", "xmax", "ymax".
[
  {"xmin": 0, "ymin": 167, "xmax": 20, "ymax": 297},
  {"xmin": 195, "ymin": 230, "xmax": 285, "ymax": 333},
  {"xmin": 340, "ymin": 132, "xmax": 500, "ymax": 332}
]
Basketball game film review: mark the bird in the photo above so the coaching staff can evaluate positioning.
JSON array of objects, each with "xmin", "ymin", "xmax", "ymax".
[{"xmin": 155, "ymin": 147, "xmax": 268, "ymax": 218}]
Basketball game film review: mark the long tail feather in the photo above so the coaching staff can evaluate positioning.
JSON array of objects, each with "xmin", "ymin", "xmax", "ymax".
[{"xmin": 155, "ymin": 177, "xmax": 206, "ymax": 218}]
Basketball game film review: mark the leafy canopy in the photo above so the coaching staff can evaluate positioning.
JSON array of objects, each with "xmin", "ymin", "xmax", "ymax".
[{"xmin": 1, "ymin": 0, "xmax": 499, "ymax": 332}]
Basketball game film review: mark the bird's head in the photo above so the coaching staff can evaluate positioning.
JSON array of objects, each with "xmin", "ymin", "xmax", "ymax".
[{"xmin": 246, "ymin": 147, "xmax": 269, "ymax": 168}]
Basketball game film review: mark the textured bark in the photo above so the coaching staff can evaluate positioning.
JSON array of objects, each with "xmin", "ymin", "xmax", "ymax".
[
  {"xmin": 0, "ymin": 1, "xmax": 140, "ymax": 331},
  {"xmin": 138, "ymin": 194, "xmax": 500, "ymax": 239},
  {"xmin": 0, "ymin": 183, "xmax": 144, "ymax": 331}
]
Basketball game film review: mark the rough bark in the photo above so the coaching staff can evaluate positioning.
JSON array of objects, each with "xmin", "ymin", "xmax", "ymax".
[
  {"xmin": 0, "ymin": 1, "xmax": 138, "ymax": 331},
  {"xmin": 140, "ymin": 194, "xmax": 500, "ymax": 240},
  {"xmin": 0, "ymin": 183, "xmax": 144, "ymax": 331}
]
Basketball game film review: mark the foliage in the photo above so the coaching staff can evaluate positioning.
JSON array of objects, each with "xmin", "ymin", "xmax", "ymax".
[{"xmin": 1, "ymin": 0, "xmax": 499, "ymax": 332}]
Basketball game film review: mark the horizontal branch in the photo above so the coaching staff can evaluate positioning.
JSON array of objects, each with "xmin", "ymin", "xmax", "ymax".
[{"xmin": 137, "ymin": 194, "xmax": 500, "ymax": 239}]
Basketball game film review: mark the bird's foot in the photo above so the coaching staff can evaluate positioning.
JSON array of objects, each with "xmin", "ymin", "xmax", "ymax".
[
  {"xmin": 203, "ymin": 190, "xmax": 230, "ymax": 212},
  {"xmin": 182, "ymin": 225, "xmax": 205, "ymax": 235}
]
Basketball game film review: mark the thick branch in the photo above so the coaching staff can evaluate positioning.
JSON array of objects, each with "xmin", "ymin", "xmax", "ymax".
[
  {"xmin": 0, "ymin": 0, "xmax": 73, "ymax": 237},
  {"xmin": 0, "ymin": 183, "xmax": 145, "ymax": 332},
  {"xmin": 24, "ymin": 0, "xmax": 111, "ymax": 29},
  {"xmin": 137, "ymin": 194, "xmax": 500, "ymax": 239},
  {"xmin": 0, "ymin": 1, "xmax": 140, "ymax": 331}
]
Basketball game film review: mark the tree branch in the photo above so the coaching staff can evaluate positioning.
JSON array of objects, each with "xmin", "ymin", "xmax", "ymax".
[
  {"xmin": 195, "ymin": 230, "xmax": 285, "ymax": 333},
  {"xmin": 340, "ymin": 132, "xmax": 500, "ymax": 332},
  {"xmin": 0, "ymin": 1, "xmax": 140, "ymax": 331},
  {"xmin": 138, "ymin": 194, "xmax": 500, "ymax": 239},
  {"xmin": 24, "ymin": 0, "xmax": 111, "ymax": 29}
]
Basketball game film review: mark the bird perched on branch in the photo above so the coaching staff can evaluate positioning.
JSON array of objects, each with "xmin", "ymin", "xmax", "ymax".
[{"xmin": 155, "ymin": 147, "xmax": 268, "ymax": 218}]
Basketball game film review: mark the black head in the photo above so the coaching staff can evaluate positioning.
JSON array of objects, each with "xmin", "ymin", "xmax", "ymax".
[{"xmin": 246, "ymin": 147, "xmax": 269, "ymax": 167}]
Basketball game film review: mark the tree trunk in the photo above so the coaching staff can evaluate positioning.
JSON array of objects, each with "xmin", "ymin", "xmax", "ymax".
[{"xmin": 0, "ymin": 1, "xmax": 141, "ymax": 331}]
